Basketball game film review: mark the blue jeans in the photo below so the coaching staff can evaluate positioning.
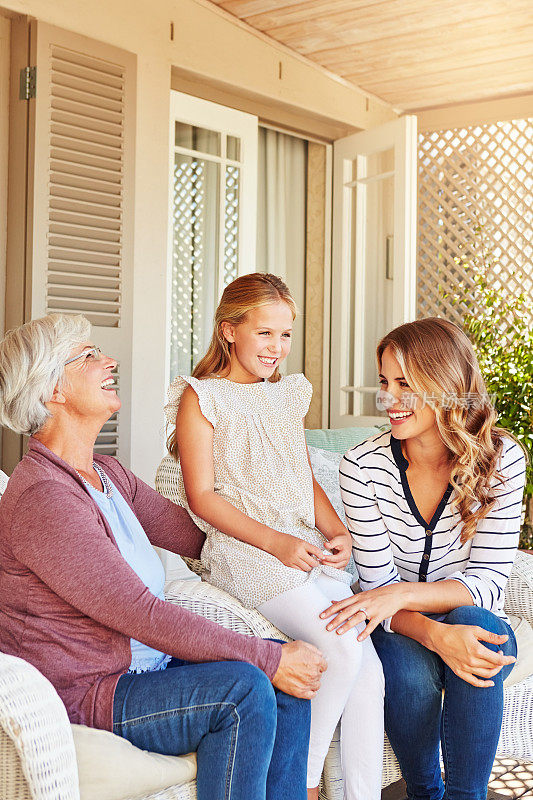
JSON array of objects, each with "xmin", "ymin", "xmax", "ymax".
[
  {"xmin": 371, "ymin": 606, "xmax": 517, "ymax": 800},
  {"xmin": 112, "ymin": 656, "xmax": 310, "ymax": 800}
]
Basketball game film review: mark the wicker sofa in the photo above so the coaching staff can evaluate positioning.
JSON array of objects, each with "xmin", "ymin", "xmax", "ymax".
[
  {"xmin": 1, "ymin": 439, "xmax": 532, "ymax": 800},
  {"xmin": 155, "ymin": 448, "xmax": 533, "ymax": 800}
]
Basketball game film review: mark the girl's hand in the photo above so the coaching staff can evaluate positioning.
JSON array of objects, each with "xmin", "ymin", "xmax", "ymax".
[
  {"xmin": 429, "ymin": 623, "xmax": 516, "ymax": 687},
  {"xmin": 321, "ymin": 532, "xmax": 352, "ymax": 569},
  {"xmin": 271, "ymin": 533, "xmax": 325, "ymax": 572},
  {"xmin": 320, "ymin": 583, "xmax": 408, "ymax": 640}
]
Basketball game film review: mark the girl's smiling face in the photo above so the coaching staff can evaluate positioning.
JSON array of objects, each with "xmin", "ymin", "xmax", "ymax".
[
  {"xmin": 221, "ymin": 301, "xmax": 293, "ymax": 383},
  {"xmin": 379, "ymin": 346, "xmax": 438, "ymax": 439}
]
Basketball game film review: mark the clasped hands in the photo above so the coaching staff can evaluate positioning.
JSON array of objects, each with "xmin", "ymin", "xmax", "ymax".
[{"xmin": 272, "ymin": 529, "xmax": 352, "ymax": 572}]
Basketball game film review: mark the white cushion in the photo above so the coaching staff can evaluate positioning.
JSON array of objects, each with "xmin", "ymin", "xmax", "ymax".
[
  {"xmin": 156, "ymin": 546, "xmax": 201, "ymax": 582},
  {"xmin": 504, "ymin": 614, "xmax": 533, "ymax": 688},
  {"xmin": 0, "ymin": 470, "xmax": 8, "ymax": 497},
  {"xmin": 72, "ymin": 724, "xmax": 196, "ymax": 800},
  {"xmin": 307, "ymin": 446, "xmax": 344, "ymax": 521}
]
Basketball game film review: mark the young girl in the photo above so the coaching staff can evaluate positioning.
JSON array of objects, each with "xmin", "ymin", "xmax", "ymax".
[{"xmin": 165, "ymin": 273, "xmax": 384, "ymax": 800}]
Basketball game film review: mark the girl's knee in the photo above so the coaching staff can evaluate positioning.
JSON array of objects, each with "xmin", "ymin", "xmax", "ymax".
[{"xmin": 324, "ymin": 630, "xmax": 364, "ymax": 674}]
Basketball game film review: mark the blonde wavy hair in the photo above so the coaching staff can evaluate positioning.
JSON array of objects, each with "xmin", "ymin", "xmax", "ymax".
[
  {"xmin": 377, "ymin": 317, "xmax": 521, "ymax": 542},
  {"xmin": 167, "ymin": 272, "xmax": 297, "ymax": 458}
]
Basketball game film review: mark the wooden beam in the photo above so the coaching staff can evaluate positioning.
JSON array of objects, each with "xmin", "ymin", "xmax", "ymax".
[{"xmin": 415, "ymin": 93, "xmax": 533, "ymax": 130}]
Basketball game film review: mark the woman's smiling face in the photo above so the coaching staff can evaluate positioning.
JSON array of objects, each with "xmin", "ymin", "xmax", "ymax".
[
  {"xmin": 379, "ymin": 346, "xmax": 438, "ymax": 439},
  {"xmin": 60, "ymin": 342, "xmax": 121, "ymax": 420},
  {"xmin": 221, "ymin": 301, "xmax": 293, "ymax": 383}
]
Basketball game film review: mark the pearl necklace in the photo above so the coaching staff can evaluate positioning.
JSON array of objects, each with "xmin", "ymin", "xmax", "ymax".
[{"xmin": 75, "ymin": 462, "xmax": 113, "ymax": 499}]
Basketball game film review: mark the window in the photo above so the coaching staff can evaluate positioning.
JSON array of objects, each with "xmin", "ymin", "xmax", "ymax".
[{"xmin": 168, "ymin": 92, "xmax": 257, "ymax": 380}]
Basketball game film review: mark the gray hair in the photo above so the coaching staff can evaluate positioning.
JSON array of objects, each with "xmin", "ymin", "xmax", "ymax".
[{"xmin": 0, "ymin": 314, "xmax": 91, "ymax": 435}]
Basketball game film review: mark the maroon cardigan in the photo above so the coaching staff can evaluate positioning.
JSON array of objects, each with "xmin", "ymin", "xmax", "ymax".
[{"xmin": 0, "ymin": 439, "xmax": 281, "ymax": 730}]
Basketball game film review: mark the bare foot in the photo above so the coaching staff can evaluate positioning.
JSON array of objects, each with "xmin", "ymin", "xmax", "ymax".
[{"xmin": 307, "ymin": 787, "xmax": 319, "ymax": 800}]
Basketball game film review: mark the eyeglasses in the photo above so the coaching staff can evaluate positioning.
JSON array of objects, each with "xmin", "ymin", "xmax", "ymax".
[{"xmin": 64, "ymin": 347, "xmax": 102, "ymax": 366}]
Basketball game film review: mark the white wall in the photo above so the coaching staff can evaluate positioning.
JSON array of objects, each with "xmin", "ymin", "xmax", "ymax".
[
  {"xmin": 0, "ymin": 0, "xmax": 396, "ymax": 484},
  {"xmin": 0, "ymin": 12, "xmax": 10, "ymax": 466},
  {"xmin": 0, "ymin": 12, "xmax": 9, "ymax": 341}
]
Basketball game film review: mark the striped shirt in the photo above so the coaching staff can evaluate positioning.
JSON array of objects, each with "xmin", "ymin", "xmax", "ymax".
[{"xmin": 339, "ymin": 431, "xmax": 526, "ymax": 629}]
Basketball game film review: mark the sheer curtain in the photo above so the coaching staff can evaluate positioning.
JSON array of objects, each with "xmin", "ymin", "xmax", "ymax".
[{"xmin": 256, "ymin": 127, "xmax": 307, "ymax": 374}]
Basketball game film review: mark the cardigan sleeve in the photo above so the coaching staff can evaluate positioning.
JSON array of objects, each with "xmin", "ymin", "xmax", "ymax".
[
  {"xmin": 9, "ymin": 481, "xmax": 282, "ymax": 679},
  {"xmin": 446, "ymin": 438, "xmax": 526, "ymax": 613}
]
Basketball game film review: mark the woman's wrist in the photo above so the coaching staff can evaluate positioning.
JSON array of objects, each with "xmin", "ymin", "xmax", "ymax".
[
  {"xmin": 389, "ymin": 580, "xmax": 416, "ymax": 611},
  {"xmin": 423, "ymin": 618, "xmax": 445, "ymax": 653},
  {"xmin": 391, "ymin": 608, "xmax": 443, "ymax": 651}
]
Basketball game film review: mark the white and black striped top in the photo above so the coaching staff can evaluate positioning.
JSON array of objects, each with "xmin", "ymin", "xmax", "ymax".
[{"xmin": 339, "ymin": 431, "xmax": 526, "ymax": 628}]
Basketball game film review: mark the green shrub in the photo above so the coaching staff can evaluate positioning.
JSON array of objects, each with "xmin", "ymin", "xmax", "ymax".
[{"xmin": 446, "ymin": 247, "xmax": 533, "ymax": 549}]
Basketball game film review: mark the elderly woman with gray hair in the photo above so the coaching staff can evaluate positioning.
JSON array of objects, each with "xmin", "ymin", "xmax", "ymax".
[{"xmin": 0, "ymin": 313, "xmax": 325, "ymax": 800}]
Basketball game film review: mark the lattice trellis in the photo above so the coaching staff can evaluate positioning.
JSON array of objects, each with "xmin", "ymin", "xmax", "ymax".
[
  {"xmin": 170, "ymin": 158, "xmax": 208, "ymax": 378},
  {"xmin": 417, "ymin": 119, "xmax": 532, "ymax": 328},
  {"xmin": 223, "ymin": 166, "xmax": 240, "ymax": 287},
  {"xmin": 169, "ymin": 137, "xmax": 242, "ymax": 380}
]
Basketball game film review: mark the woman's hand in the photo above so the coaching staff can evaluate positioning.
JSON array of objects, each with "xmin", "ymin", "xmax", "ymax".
[
  {"xmin": 320, "ymin": 583, "xmax": 409, "ymax": 640},
  {"xmin": 428, "ymin": 623, "xmax": 516, "ymax": 687},
  {"xmin": 270, "ymin": 532, "xmax": 325, "ymax": 571},
  {"xmin": 273, "ymin": 641, "xmax": 328, "ymax": 698},
  {"xmin": 321, "ymin": 532, "xmax": 352, "ymax": 569}
]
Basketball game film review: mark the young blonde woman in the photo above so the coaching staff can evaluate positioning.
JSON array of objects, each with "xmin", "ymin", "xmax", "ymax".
[
  {"xmin": 165, "ymin": 273, "xmax": 384, "ymax": 800},
  {"xmin": 322, "ymin": 318, "xmax": 526, "ymax": 800}
]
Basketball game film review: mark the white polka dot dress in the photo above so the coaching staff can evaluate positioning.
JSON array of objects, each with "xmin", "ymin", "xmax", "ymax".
[{"xmin": 165, "ymin": 374, "xmax": 352, "ymax": 608}]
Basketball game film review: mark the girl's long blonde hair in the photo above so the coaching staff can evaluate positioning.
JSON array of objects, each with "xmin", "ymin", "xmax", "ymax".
[
  {"xmin": 377, "ymin": 317, "xmax": 520, "ymax": 543},
  {"xmin": 167, "ymin": 272, "xmax": 297, "ymax": 458}
]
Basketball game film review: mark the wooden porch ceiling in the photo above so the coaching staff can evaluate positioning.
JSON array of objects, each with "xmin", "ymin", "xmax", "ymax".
[{"xmin": 207, "ymin": 0, "xmax": 533, "ymax": 112}]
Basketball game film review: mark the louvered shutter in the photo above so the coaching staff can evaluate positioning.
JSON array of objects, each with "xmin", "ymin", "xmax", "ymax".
[{"xmin": 27, "ymin": 22, "xmax": 136, "ymax": 463}]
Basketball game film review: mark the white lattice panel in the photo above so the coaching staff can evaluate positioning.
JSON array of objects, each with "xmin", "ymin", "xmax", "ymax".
[
  {"xmin": 223, "ymin": 166, "xmax": 240, "ymax": 287},
  {"xmin": 417, "ymin": 119, "xmax": 532, "ymax": 327},
  {"xmin": 170, "ymin": 158, "xmax": 208, "ymax": 378},
  {"xmin": 169, "ymin": 156, "xmax": 241, "ymax": 379}
]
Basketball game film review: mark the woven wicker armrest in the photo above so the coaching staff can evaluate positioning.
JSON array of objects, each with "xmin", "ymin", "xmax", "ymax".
[
  {"xmin": 165, "ymin": 579, "xmax": 290, "ymax": 642},
  {"xmin": 0, "ymin": 652, "xmax": 80, "ymax": 800},
  {"xmin": 155, "ymin": 455, "xmax": 183, "ymax": 508},
  {"xmin": 505, "ymin": 551, "xmax": 533, "ymax": 626}
]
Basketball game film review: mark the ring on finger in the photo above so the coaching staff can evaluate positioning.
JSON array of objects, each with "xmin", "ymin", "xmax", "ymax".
[{"xmin": 358, "ymin": 607, "xmax": 368, "ymax": 619}]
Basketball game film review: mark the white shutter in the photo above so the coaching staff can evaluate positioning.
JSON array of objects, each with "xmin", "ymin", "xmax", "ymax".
[{"xmin": 27, "ymin": 22, "xmax": 136, "ymax": 463}]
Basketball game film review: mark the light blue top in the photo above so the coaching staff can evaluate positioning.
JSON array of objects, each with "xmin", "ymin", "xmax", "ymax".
[{"xmin": 85, "ymin": 469, "xmax": 170, "ymax": 673}]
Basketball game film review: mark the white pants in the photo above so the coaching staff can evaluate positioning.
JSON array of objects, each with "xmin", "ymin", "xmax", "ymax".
[{"xmin": 258, "ymin": 574, "xmax": 384, "ymax": 799}]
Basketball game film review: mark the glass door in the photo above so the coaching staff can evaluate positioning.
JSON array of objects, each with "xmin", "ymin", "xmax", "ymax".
[{"xmin": 330, "ymin": 116, "xmax": 417, "ymax": 427}]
